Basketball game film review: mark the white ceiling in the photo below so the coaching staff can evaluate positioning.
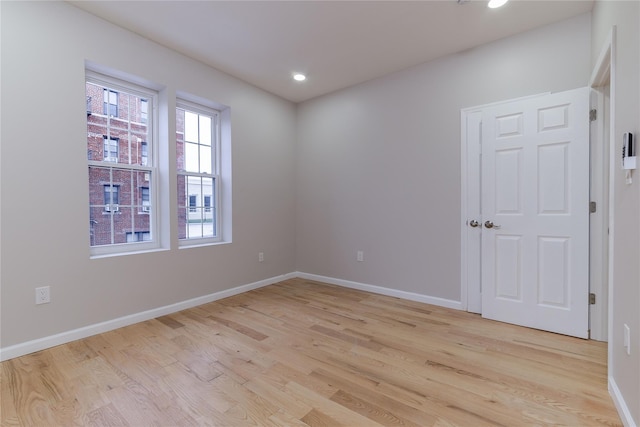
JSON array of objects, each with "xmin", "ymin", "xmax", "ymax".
[{"xmin": 69, "ymin": 0, "xmax": 594, "ymax": 103}]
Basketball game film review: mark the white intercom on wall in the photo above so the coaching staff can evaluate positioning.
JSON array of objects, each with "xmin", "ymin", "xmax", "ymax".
[{"xmin": 622, "ymin": 132, "xmax": 636, "ymax": 170}]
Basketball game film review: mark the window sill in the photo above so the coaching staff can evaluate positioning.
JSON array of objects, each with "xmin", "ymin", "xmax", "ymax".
[
  {"xmin": 90, "ymin": 246, "xmax": 169, "ymax": 259},
  {"xmin": 178, "ymin": 240, "xmax": 231, "ymax": 250}
]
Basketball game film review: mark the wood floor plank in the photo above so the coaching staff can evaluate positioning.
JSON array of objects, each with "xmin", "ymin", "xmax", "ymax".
[{"xmin": 1, "ymin": 279, "xmax": 622, "ymax": 426}]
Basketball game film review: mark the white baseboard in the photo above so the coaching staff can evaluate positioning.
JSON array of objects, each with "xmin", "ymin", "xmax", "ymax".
[
  {"xmin": 295, "ymin": 272, "xmax": 463, "ymax": 310},
  {"xmin": 0, "ymin": 272, "xmax": 296, "ymax": 362},
  {"xmin": 609, "ymin": 376, "xmax": 638, "ymax": 427}
]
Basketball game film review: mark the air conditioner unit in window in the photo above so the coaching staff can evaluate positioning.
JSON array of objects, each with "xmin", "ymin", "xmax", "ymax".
[
  {"xmin": 142, "ymin": 206, "xmax": 150, "ymax": 213},
  {"xmin": 105, "ymin": 204, "xmax": 119, "ymax": 212},
  {"xmin": 144, "ymin": 173, "xmax": 150, "ymax": 181}
]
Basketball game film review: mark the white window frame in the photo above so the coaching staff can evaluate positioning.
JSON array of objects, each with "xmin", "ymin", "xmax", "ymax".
[
  {"xmin": 177, "ymin": 99, "xmax": 222, "ymax": 247},
  {"xmin": 87, "ymin": 70, "xmax": 160, "ymax": 257}
]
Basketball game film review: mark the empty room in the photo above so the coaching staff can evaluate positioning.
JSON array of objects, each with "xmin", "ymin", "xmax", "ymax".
[{"xmin": 1, "ymin": 0, "xmax": 638, "ymax": 426}]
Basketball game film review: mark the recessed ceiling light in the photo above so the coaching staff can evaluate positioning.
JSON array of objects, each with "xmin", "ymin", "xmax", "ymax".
[
  {"xmin": 487, "ymin": 0, "xmax": 508, "ymax": 8},
  {"xmin": 488, "ymin": 0, "xmax": 508, "ymax": 8},
  {"xmin": 293, "ymin": 73, "xmax": 306, "ymax": 82}
]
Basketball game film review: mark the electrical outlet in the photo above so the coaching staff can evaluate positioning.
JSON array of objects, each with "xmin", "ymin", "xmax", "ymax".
[
  {"xmin": 624, "ymin": 324, "xmax": 630, "ymax": 355},
  {"xmin": 258, "ymin": 252, "xmax": 264, "ymax": 262},
  {"xmin": 35, "ymin": 286, "xmax": 50, "ymax": 305},
  {"xmin": 357, "ymin": 251, "xmax": 364, "ymax": 262}
]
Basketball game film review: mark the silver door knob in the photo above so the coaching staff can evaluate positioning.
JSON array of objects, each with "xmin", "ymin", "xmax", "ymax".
[
  {"xmin": 484, "ymin": 221, "xmax": 501, "ymax": 229},
  {"xmin": 469, "ymin": 220, "xmax": 479, "ymax": 228}
]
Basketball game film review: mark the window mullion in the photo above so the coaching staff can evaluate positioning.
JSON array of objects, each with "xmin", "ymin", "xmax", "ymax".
[
  {"xmin": 127, "ymin": 94, "xmax": 132, "ymax": 165},
  {"xmin": 109, "ymin": 167, "xmax": 115, "ymax": 245},
  {"xmin": 130, "ymin": 169, "xmax": 135, "ymax": 237}
]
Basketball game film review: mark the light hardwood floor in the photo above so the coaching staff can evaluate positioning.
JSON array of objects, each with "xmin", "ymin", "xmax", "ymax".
[{"xmin": 1, "ymin": 278, "xmax": 621, "ymax": 426}]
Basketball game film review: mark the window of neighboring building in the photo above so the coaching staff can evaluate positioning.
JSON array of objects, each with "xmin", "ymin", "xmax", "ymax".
[
  {"xmin": 141, "ymin": 187, "xmax": 150, "ymax": 213},
  {"xmin": 176, "ymin": 100, "xmax": 220, "ymax": 244},
  {"xmin": 141, "ymin": 141, "xmax": 148, "ymax": 166},
  {"xmin": 188, "ymin": 194, "xmax": 197, "ymax": 213},
  {"xmin": 126, "ymin": 231, "xmax": 151, "ymax": 242},
  {"xmin": 141, "ymin": 99, "xmax": 148, "ymax": 124},
  {"xmin": 87, "ymin": 71, "xmax": 158, "ymax": 255},
  {"xmin": 103, "ymin": 136, "xmax": 119, "ymax": 162},
  {"xmin": 104, "ymin": 185, "xmax": 119, "ymax": 212},
  {"xmin": 103, "ymin": 89, "xmax": 118, "ymax": 117}
]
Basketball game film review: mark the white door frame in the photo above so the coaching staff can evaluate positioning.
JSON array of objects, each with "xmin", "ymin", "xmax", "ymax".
[
  {"xmin": 588, "ymin": 28, "xmax": 616, "ymax": 346},
  {"xmin": 589, "ymin": 86, "xmax": 610, "ymax": 342}
]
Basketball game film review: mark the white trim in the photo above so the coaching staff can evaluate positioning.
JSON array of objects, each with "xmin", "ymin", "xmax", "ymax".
[
  {"xmin": 609, "ymin": 376, "xmax": 637, "ymax": 427},
  {"xmin": 0, "ymin": 272, "xmax": 296, "ymax": 362},
  {"xmin": 589, "ymin": 26, "xmax": 617, "ymax": 382},
  {"xmin": 460, "ymin": 110, "xmax": 482, "ymax": 313},
  {"xmin": 588, "ymin": 86, "xmax": 610, "ymax": 342},
  {"xmin": 296, "ymin": 272, "xmax": 463, "ymax": 310},
  {"xmin": 460, "ymin": 109, "xmax": 470, "ymax": 312}
]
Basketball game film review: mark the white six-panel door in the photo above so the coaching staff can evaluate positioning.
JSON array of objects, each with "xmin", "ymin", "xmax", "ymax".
[{"xmin": 480, "ymin": 88, "xmax": 589, "ymax": 338}]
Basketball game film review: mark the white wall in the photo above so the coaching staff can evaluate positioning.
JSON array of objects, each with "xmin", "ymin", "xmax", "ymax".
[
  {"xmin": 296, "ymin": 13, "xmax": 592, "ymax": 301},
  {"xmin": 0, "ymin": 1, "xmax": 297, "ymax": 348},
  {"xmin": 591, "ymin": 2, "xmax": 640, "ymax": 425}
]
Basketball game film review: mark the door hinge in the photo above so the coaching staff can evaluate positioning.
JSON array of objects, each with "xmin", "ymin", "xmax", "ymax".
[
  {"xmin": 590, "ymin": 201, "xmax": 597, "ymax": 213},
  {"xmin": 589, "ymin": 109, "xmax": 597, "ymax": 122},
  {"xmin": 589, "ymin": 293, "xmax": 596, "ymax": 305}
]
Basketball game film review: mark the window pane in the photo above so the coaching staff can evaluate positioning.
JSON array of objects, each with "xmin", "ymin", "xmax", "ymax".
[
  {"xmin": 178, "ymin": 206, "xmax": 188, "ymax": 239},
  {"xmin": 184, "ymin": 111, "xmax": 199, "ymax": 143},
  {"xmin": 88, "ymin": 82, "xmax": 150, "ymax": 167},
  {"xmin": 200, "ymin": 115, "xmax": 211, "ymax": 146},
  {"xmin": 199, "ymin": 146, "xmax": 212, "ymax": 174},
  {"xmin": 88, "ymin": 165, "xmax": 153, "ymax": 247},
  {"xmin": 89, "ymin": 206, "xmax": 112, "ymax": 246},
  {"xmin": 185, "ymin": 142, "xmax": 199, "ymax": 172}
]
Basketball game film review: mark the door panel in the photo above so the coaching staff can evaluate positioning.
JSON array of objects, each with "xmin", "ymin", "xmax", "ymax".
[
  {"xmin": 481, "ymin": 87, "xmax": 589, "ymax": 338},
  {"xmin": 495, "ymin": 235, "xmax": 522, "ymax": 300}
]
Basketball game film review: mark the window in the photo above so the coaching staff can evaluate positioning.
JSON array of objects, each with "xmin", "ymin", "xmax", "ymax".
[
  {"xmin": 103, "ymin": 89, "xmax": 118, "ymax": 117},
  {"xmin": 87, "ymin": 71, "xmax": 157, "ymax": 255},
  {"xmin": 103, "ymin": 136, "xmax": 119, "ymax": 162},
  {"xmin": 176, "ymin": 100, "xmax": 220, "ymax": 244},
  {"xmin": 141, "ymin": 142, "xmax": 148, "ymax": 166},
  {"xmin": 104, "ymin": 185, "xmax": 119, "ymax": 212},
  {"xmin": 140, "ymin": 187, "xmax": 150, "ymax": 213}
]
